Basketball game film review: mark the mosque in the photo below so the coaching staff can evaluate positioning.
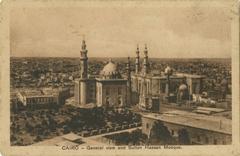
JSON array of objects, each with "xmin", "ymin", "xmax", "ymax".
[
  {"xmin": 74, "ymin": 40, "xmax": 205, "ymax": 110},
  {"xmin": 131, "ymin": 45, "xmax": 205, "ymax": 110},
  {"xmin": 74, "ymin": 40, "xmax": 131, "ymax": 109}
]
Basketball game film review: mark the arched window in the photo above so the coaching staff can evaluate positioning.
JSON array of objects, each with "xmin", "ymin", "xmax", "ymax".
[
  {"xmin": 147, "ymin": 82, "xmax": 150, "ymax": 94},
  {"xmin": 205, "ymin": 137, "xmax": 209, "ymax": 144},
  {"xmin": 118, "ymin": 87, "xmax": 122, "ymax": 95},
  {"xmin": 214, "ymin": 139, "xmax": 217, "ymax": 145},
  {"xmin": 146, "ymin": 123, "xmax": 149, "ymax": 129},
  {"xmin": 161, "ymin": 83, "xmax": 166, "ymax": 93},
  {"xmin": 197, "ymin": 136, "xmax": 201, "ymax": 142},
  {"xmin": 138, "ymin": 83, "xmax": 141, "ymax": 92},
  {"xmin": 118, "ymin": 97, "xmax": 122, "ymax": 106},
  {"xmin": 106, "ymin": 97, "xmax": 110, "ymax": 106}
]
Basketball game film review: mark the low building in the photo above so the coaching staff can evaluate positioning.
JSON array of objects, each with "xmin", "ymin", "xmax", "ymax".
[
  {"xmin": 141, "ymin": 110, "xmax": 231, "ymax": 145},
  {"xmin": 17, "ymin": 87, "xmax": 70, "ymax": 108}
]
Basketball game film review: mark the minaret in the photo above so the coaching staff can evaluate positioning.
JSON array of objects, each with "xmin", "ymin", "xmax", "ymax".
[
  {"xmin": 126, "ymin": 56, "xmax": 132, "ymax": 106},
  {"xmin": 79, "ymin": 39, "xmax": 88, "ymax": 105},
  {"xmin": 80, "ymin": 40, "xmax": 88, "ymax": 79},
  {"xmin": 142, "ymin": 44, "xmax": 149, "ymax": 75},
  {"xmin": 135, "ymin": 45, "xmax": 140, "ymax": 74}
]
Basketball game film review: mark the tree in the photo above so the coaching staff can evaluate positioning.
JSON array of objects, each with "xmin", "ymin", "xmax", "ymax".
[
  {"xmin": 149, "ymin": 121, "xmax": 173, "ymax": 145},
  {"xmin": 130, "ymin": 128, "xmax": 142, "ymax": 145},
  {"xmin": 94, "ymin": 107, "xmax": 105, "ymax": 126},
  {"xmin": 178, "ymin": 128, "xmax": 190, "ymax": 145},
  {"xmin": 25, "ymin": 121, "xmax": 34, "ymax": 133},
  {"xmin": 35, "ymin": 135, "xmax": 42, "ymax": 142}
]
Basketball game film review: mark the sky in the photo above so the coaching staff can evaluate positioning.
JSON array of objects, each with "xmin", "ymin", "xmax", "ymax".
[{"xmin": 10, "ymin": 6, "xmax": 232, "ymax": 58}]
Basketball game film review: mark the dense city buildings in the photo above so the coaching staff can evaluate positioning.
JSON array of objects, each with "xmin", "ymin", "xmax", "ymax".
[{"xmin": 10, "ymin": 40, "xmax": 232, "ymax": 146}]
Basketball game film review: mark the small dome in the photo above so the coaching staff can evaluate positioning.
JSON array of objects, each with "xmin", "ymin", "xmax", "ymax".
[
  {"xmin": 100, "ymin": 59, "xmax": 121, "ymax": 79},
  {"xmin": 179, "ymin": 84, "xmax": 188, "ymax": 91},
  {"xmin": 164, "ymin": 66, "xmax": 173, "ymax": 75}
]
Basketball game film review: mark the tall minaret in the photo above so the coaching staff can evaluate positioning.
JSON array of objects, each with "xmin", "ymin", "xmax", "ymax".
[
  {"xmin": 126, "ymin": 56, "xmax": 132, "ymax": 106},
  {"xmin": 79, "ymin": 39, "xmax": 88, "ymax": 105},
  {"xmin": 142, "ymin": 44, "xmax": 149, "ymax": 75},
  {"xmin": 80, "ymin": 40, "xmax": 88, "ymax": 79},
  {"xmin": 135, "ymin": 45, "xmax": 140, "ymax": 74}
]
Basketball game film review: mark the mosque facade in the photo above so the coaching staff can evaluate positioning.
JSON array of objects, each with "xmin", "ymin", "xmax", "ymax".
[
  {"xmin": 74, "ymin": 40, "xmax": 205, "ymax": 110},
  {"xmin": 74, "ymin": 40, "xmax": 130, "ymax": 109},
  {"xmin": 131, "ymin": 45, "xmax": 205, "ymax": 110}
]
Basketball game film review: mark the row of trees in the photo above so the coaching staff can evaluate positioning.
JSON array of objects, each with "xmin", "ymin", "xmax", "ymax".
[{"xmin": 105, "ymin": 128, "xmax": 146, "ymax": 145}]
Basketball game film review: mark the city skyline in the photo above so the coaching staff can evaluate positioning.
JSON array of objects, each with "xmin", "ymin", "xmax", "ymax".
[{"xmin": 10, "ymin": 6, "xmax": 231, "ymax": 58}]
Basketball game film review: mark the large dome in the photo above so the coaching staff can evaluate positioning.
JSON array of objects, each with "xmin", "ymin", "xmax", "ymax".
[
  {"xmin": 100, "ymin": 60, "xmax": 121, "ymax": 79},
  {"xmin": 179, "ymin": 84, "xmax": 188, "ymax": 91}
]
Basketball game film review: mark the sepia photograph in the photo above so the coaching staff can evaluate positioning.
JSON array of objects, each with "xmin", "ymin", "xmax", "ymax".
[{"xmin": 0, "ymin": 0, "xmax": 240, "ymax": 156}]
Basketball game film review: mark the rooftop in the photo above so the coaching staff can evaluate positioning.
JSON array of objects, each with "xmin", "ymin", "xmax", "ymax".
[
  {"xmin": 31, "ymin": 133, "xmax": 108, "ymax": 146},
  {"xmin": 133, "ymin": 72, "xmax": 205, "ymax": 79},
  {"xmin": 18, "ymin": 87, "xmax": 65, "ymax": 98},
  {"xmin": 142, "ymin": 110, "xmax": 231, "ymax": 135},
  {"xmin": 96, "ymin": 78, "xmax": 127, "ymax": 82},
  {"xmin": 176, "ymin": 73, "xmax": 205, "ymax": 78}
]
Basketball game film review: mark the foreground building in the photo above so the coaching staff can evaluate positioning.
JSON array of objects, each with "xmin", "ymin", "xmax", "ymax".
[{"xmin": 142, "ymin": 110, "xmax": 231, "ymax": 145}]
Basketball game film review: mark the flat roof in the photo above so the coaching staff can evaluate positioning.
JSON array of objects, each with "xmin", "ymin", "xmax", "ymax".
[
  {"xmin": 19, "ymin": 91, "xmax": 56, "ymax": 98},
  {"xmin": 193, "ymin": 109, "xmax": 212, "ymax": 115},
  {"xmin": 62, "ymin": 133, "xmax": 82, "ymax": 141},
  {"xmin": 142, "ymin": 110, "xmax": 231, "ymax": 135},
  {"xmin": 19, "ymin": 90, "xmax": 43, "ymax": 97},
  {"xmin": 176, "ymin": 73, "xmax": 205, "ymax": 78},
  {"xmin": 32, "ymin": 133, "xmax": 108, "ymax": 146},
  {"xmin": 133, "ymin": 72, "xmax": 204, "ymax": 79},
  {"xmin": 96, "ymin": 78, "xmax": 127, "ymax": 82},
  {"xmin": 18, "ymin": 88, "xmax": 60, "ymax": 98},
  {"xmin": 196, "ymin": 107, "xmax": 225, "ymax": 113}
]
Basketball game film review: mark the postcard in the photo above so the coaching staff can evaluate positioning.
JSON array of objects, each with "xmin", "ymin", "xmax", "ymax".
[{"xmin": 0, "ymin": 0, "xmax": 239, "ymax": 156}]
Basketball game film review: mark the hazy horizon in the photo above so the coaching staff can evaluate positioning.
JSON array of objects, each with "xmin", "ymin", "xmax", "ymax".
[
  {"xmin": 10, "ymin": 56, "xmax": 231, "ymax": 60},
  {"xmin": 10, "ymin": 6, "xmax": 231, "ymax": 58}
]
